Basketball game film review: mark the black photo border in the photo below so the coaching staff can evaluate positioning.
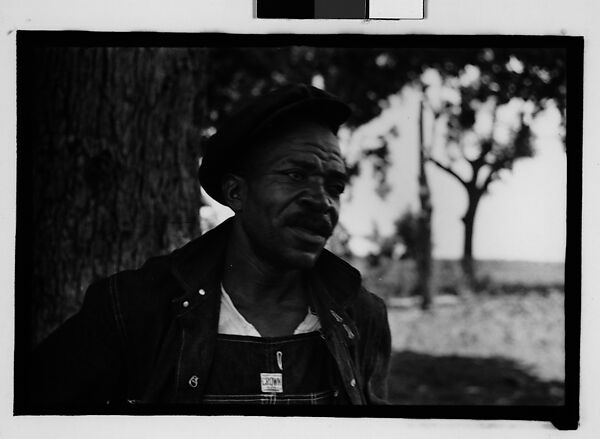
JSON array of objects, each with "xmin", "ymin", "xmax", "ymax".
[{"xmin": 14, "ymin": 32, "xmax": 582, "ymax": 430}]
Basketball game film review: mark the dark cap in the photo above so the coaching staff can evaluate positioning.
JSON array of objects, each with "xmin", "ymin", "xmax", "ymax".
[{"xmin": 198, "ymin": 83, "xmax": 352, "ymax": 205}]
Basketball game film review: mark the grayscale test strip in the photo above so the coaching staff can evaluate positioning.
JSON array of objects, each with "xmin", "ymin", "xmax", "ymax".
[{"xmin": 256, "ymin": 0, "xmax": 424, "ymax": 19}]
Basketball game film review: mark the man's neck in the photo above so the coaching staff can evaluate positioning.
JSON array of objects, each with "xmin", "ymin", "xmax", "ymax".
[
  {"xmin": 220, "ymin": 221, "xmax": 311, "ymax": 337},
  {"xmin": 221, "ymin": 221, "xmax": 306, "ymax": 307}
]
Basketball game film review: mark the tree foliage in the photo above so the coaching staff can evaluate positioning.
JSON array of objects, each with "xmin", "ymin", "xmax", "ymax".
[{"xmin": 416, "ymin": 49, "xmax": 566, "ymax": 284}]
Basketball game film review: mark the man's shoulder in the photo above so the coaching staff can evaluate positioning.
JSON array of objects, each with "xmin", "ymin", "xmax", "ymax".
[
  {"xmin": 111, "ymin": 253, "xmax": 174, "ymax": 292},
  {"xmin": 355, "ymin": 286, "xmax": 387, "ymax": 310},
  {"xmin": 345, "ymin": 286, "xmax": 388, "ymax": 327},
  {"xmin": 81, "ymin": 254, "xmax": 175, "ymax": 322},
  {"xmin": 93, "ymin": 220, "xmax": 232, "ymax": 312},
  {"xmin": 318, "ymin": 250, "xmax": 386, "ymax": 306},
  {"xmin": 86, "ymin": 239, "xmax": 196, "ymax": 306}
]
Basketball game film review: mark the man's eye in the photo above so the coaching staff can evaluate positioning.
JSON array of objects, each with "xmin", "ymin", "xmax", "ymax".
[
  {"xmin": 285, "ymin": 170, "xmax": 306, "ymax": 181},
  {"xmin": 328, "ymin": 184, "xmax": 346, "ymax": 196}
]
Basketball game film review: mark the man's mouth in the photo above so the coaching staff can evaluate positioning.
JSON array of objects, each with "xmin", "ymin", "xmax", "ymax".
[
  {"xmin": 286, "ymin": 217, "xmax": 333, "ymax": 244},
  {"xmin": 288, "ymin": 226, "xmax": 328, "ymax": 245}
]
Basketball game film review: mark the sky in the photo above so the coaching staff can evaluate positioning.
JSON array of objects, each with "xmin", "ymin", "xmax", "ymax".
[{"xmin": 339, "ymin": 84, "xmax": 567, "ymax": 262}]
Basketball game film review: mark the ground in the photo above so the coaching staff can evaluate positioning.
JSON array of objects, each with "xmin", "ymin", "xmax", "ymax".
[{"xmin": 360, "ymin": 259, "xmax": 566, "ymax": 405}]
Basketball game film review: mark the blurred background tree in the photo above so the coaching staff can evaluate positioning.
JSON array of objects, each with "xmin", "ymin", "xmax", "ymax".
[
  {"xmin": 418, "ymin": 50, "xmax": 566, "ymax": 290},
  {"xmin": 316, "ymin": 47, "xmax": 566, "ymax": 300}
]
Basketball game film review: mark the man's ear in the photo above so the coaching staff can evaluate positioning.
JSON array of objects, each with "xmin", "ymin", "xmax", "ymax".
[{"xmin": 221, "ymin": 173, "xmax": 247, "ymax": 212}]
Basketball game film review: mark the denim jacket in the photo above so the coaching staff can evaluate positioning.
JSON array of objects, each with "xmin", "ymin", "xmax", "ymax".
[{"xmin": 29, "ymin": 218, "xmax": 391, "ymax": 408}]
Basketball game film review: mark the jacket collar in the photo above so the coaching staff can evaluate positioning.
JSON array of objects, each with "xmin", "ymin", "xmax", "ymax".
[
  {"xmin": 168, "ymin": 217, "xmax": 363, "ymax": 310},
  {"xmin": 166, "ymin": 217, "xmax": 366, "ymax": 403}
]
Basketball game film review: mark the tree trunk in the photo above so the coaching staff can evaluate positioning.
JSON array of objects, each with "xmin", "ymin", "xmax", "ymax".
[
  {"xmin": 25, "ymin": 47, "xmax": 209, "ymax": 345},
  {"xmin": 415, "ymin": 99, "xmax": 433, "ymax": 310},
  {"xmin": 461, "ymin": 192, "xmax": 481, "ymax": 292}
]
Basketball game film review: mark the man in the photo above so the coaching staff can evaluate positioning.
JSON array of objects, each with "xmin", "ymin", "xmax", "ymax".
[{"xmin": 29, "ymin": 84, "xmax": 391, "ymax": 408}]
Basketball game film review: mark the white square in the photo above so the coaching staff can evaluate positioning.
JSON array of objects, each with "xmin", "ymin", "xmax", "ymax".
[{"xmin": 369, "ymin": 0, "xmax": 424, "ymax": 19}]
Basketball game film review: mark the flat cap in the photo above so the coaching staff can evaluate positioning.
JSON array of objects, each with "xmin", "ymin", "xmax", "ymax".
[{"xmin": 198, "ymin": 83, "xmax": 351, "ymax": 205}]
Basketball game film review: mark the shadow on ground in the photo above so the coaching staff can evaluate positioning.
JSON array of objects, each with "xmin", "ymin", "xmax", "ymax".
[{"xmin": 388, "ymin": 351, "xmax": 564, "ymax": 405}]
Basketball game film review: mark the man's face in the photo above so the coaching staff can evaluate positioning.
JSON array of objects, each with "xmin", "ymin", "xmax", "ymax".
[{"xmin": 238, "ymin": 121, "xmax": 347, "ymax": 269}]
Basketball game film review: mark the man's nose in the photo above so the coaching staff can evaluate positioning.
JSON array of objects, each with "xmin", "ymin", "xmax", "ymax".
[{"xmin": 299, "ymin": 181, "xmax": 333, "ymax": 212}]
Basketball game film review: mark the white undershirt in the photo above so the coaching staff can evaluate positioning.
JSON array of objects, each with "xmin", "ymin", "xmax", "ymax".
[{"xmin": 218, "ymin": 284, "xmax": 321, "ymax": 337}]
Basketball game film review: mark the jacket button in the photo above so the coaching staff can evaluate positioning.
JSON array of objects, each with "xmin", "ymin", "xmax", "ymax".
[
  {"xmin": 350, "ymin": 379, "xmax": 356, "ymax": 387},
  {"xmin": 329, "ymin": 309, "xmax": 343, "ymax": 323},
  {"xmin": 198, "ymin": 288, "xmax": 206, "ymax": 296},
  {"xmin": 182, "ymin": 300, "xmax": 190, "ymax": 308},
  {"xmin": 343, "ymin": 324, "xmax": 355, "ymax": 339}
]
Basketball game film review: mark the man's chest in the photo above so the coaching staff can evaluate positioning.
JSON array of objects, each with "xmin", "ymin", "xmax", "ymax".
[
  {"xmin": 201, "ymin": 332, "xmax": 336, "ymax": 404},
  {"xmin": 219, "ymin": 285, "xmax": 317, "ymax": 337}
]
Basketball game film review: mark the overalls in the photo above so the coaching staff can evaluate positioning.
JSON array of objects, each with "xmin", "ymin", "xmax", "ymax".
[{"xmin": 202, "ymin": 332, "xmax": 336, "ymax": 404}]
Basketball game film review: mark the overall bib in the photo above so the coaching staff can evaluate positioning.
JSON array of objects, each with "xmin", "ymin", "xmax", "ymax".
[{"xmin": 202, "ymin": 332, "xmax": 336, "ymax": 404}]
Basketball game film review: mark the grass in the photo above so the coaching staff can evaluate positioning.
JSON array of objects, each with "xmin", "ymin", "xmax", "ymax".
[
  {"xmin": 359, "ymin": 258, "xmax": 565, "ymax": 298},
  {"xmin": 388, "ymin": 350, "xmax": 565, "ymax": 405},
  {"xmin": 388, "ymin": 292, "xmax": 564, "ymax": 377},
  {"xmin": 386, "ymin": 292, "xmax": 565, "ymax": 405},
  {"xmin": 357, "ymin": 258, "xmax": 566, "ymax": 405}
]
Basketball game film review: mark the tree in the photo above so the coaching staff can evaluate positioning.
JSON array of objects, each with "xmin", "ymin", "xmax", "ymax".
[
  {"xmin": 420, "ymin": 49, "xmax": 565, "ymax": 288},
  {"xmin": 415, "ymin": 93, "xmax": 434, "ymax": 308},
  {"xmin": 314, "ymin": 47, "xmax": 565, "ymax": 296},
  {"xmin": 24, "ymin": 47, "xmax": 210, "ymax": 343}
]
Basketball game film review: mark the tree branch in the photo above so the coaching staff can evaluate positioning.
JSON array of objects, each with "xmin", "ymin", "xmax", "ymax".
[
  {"xmin": 480, "ymin": 163, "xmax": 502, "ymax": 194},
  {"xmin": 429, "ymin": 157, "xmax": 468, "ymax": 189},
  {"xmin": 468, "ymin": 138, "xmax": 495, "ymax": 170}
]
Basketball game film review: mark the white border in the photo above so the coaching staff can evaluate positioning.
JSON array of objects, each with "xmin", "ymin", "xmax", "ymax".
[{"xmin": 0, "ymin": 1, "xmax": 598, "ymax": 438}]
